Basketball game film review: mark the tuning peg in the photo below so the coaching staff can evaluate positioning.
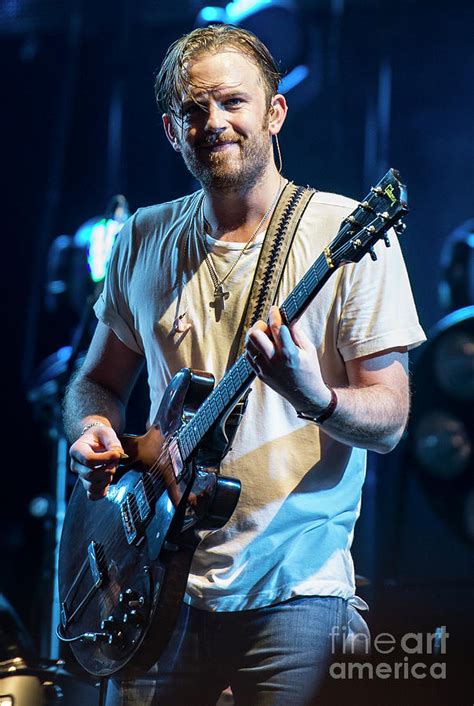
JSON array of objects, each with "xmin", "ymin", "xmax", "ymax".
[
  {"xmin": 369, "ymin": 248, "xmax": 377, "ymax": 261},
  {"xmin": 384, "ymin": 235, "xmax": 391, "ymax": 247}
]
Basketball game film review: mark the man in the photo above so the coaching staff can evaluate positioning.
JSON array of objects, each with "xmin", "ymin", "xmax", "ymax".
[{"xmin": 63, "ymin": 23, "xmax": 425, "ymax": 706}]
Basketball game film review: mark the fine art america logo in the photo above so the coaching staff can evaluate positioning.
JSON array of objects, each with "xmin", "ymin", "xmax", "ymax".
[{"xmin": 329, "ymin": 626, "xmax": 449, "ymax": 680}]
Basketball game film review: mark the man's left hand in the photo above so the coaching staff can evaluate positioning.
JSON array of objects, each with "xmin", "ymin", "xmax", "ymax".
[{"xmin": 246, "ymin": 306, "xmax": 332, "ymax": 414}]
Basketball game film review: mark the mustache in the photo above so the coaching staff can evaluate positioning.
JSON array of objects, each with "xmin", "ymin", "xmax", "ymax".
[{"xmin": 197, "ymin": 133, "xmax": 242, "ymax": 148}]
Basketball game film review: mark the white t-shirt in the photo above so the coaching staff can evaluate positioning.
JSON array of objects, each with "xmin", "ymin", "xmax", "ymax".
[{"xmin": 94, "ymin": 188, "xmax": 425, "ymax": 611}]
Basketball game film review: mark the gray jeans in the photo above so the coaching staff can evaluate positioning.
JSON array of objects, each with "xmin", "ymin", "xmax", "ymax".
[{"xmin": 105, "ymin": 595, "xmax": 370, "ymax": 706}]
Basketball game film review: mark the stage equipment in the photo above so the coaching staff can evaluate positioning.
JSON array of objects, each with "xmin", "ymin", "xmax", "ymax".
[
  {"xmin": 0, "ymin": 592, "xmax": 98, "ymax": 705},
  {"xmin": 404, "ymin": 305, "xmax": 474, "ymax": 543},
  {"xmin": 46, "ymin": 194, "xmax": 129, "ymax": 321},
  {"xmin": 27, "ymin": 196, "xmax": 131, "ymax": 660},
  {"xmin": 438, "ymin": 218, "xmax": 474, "ymax": 313}
]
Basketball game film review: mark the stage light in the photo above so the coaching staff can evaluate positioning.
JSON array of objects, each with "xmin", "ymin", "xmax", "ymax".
[
  {"xmin": 74, "ymin": 195, "xmax": 129, "ymax": 284},
  {"xmin": 405, "ymin": 305, "xmax": 474, "ymax": 544},
  {"xmin": 438, "ymin": 218, "xmax": 474, "ymax": 313},
  {"xmin": 433, "ymin": 329, "xmax": 474, "ymax": 400},
  {"xmin": 413, "ymin": 411, "xmax": 471, "ymax": 479},
  {"xmin": 75, "ymin": 217, "xmax": 122, "ymax": 283}
]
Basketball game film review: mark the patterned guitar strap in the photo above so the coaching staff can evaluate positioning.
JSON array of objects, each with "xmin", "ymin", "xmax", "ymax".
[{"xmin": 222, "ymin": 181, "xmax": 316, "ymax": 454}]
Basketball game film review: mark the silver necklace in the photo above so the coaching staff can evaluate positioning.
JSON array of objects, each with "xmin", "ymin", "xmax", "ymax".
[{"xmin": 201, "ymin": 180, "xmax": 284, "ymax": 321}]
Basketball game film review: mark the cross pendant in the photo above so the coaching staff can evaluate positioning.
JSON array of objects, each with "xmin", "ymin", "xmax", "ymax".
[{"xmin": 210, "ymin": 285, "xmax": 230, "ymax": 322}]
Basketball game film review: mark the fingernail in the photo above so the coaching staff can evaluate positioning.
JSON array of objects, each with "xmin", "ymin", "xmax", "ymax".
[{"xmin": 119, "ymin": 453, "xmax": 129, "ymax": 459}]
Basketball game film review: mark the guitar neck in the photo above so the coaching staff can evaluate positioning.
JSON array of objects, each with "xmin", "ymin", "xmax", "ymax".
[
  {"xmin": 177, "ymin": 250, "xmax": 333, "ymax": 462},
  {"xmin": 177, "ymin": 167, "xmax": 408, "ymax": 463}
]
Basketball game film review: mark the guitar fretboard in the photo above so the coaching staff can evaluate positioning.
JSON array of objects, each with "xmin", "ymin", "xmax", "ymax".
[{"xmin": 177, "ymin": 167, "xmax": 407, "ymax": 462}]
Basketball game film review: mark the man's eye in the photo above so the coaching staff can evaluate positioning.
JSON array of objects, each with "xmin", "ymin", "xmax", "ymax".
[
  {"xmin": 225, "ymin": 98, "xmax": 242, "ymax": 107},
  {"xmin": 182, "ymin": 104, "xmax": 201, "ymax": 117}
]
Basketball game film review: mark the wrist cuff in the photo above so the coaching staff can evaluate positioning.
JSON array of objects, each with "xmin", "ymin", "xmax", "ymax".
[
  {"xmin": 80, "ymin": 421, "xmax": 107, "ymax": 436},
  {"xmin": 296, "ymin": 387, "xmax": 338, "ymax": 425}
]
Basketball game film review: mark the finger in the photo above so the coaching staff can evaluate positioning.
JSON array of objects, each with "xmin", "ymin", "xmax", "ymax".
[
  {"xmin": 268, "ymin": 306, "xmax": 283, "ymax": 353},
  {"xmin": 289, "ymin": 320, "xmax": 313, "ymax": 351},
  {"xmin": 71, "ymin": 440, "xmax": 124, "ymax": 468},
  {"xmin": 78, "ymin": 466, "xmax": 115, "ymax": 483},
  {"xmin": 89, "ymin": 425, "xmax": 124, "ymax": 451},
  {"xmin": 86, "ymin": 482, "xmax": 112, "ymax": 501},
  {"xmin": 81, "ymin": 471, "xmax": 113, "ymax": 496},
  {"xmin": 246, "ymin": 348, "xmax": 265, "ymax": 374},
  {"xmin": 246, "ymin": 327, "xmax": 274, "ymax": 359},
  {"xmin": 70, "ymin": 453, "xmax": 119, "ymax": 479}
]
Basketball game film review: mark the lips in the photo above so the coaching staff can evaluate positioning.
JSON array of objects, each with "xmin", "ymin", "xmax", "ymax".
[{"xmin": 201, "ymin": 141, "xmax": 238, "ymax": 150}]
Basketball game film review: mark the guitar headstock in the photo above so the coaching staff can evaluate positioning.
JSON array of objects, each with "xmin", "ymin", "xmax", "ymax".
[{"xmin": 328, "ymin": 168, "xmax": 408, "ymax": 267}]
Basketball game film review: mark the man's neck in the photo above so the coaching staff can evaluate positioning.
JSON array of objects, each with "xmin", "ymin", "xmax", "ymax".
[{"xmin": 202, "ymin": 166, "xmax": 284, "ymax": 243}]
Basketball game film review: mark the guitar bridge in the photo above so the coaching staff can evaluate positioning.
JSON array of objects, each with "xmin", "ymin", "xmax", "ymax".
[{"xmin": 88, "ymin": 540, "xmax": 106, "ymax": 587}]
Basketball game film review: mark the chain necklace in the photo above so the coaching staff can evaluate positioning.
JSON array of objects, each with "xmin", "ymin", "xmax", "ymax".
[{"xmin": 201, "ymin": 179, "xmax": 284, "ymax": 321}]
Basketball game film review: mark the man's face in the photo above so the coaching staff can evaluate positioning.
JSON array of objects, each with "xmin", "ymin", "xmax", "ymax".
[{"xmin": 167, "ymin": 51, "xmax": 274, "ymax": 190}]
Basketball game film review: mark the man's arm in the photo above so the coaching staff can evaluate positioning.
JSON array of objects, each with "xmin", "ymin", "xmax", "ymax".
[
  {"xmin": 63, "ymin": 321, "xmax": 144, "ymax": 499},
  {"xmin": 246, "ymin": 306, "xmax": 409, "ymax": 454}
]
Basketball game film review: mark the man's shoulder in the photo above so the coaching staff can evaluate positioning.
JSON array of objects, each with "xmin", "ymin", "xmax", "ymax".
[
  {"xmin": 310, "ymin": 190, "xmax": 359, "ymax": 214},
  {"xmin": 134, "ymin": 190, "xmax": 201, "ymax": 231}
]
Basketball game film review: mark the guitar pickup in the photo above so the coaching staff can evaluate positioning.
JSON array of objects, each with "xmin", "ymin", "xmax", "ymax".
[
  {"xmin": 120, "ymin": 495, "xmax": 138, "ymax": 544},
  {"xmin": 134, "ymin": 478, "xmax": 152, "ymax": 523}
]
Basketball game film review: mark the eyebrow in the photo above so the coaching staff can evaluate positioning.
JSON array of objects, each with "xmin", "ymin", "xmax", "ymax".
[{"xmin": 182, "ymin": 89, "xmax": 252, "ymax": 109}]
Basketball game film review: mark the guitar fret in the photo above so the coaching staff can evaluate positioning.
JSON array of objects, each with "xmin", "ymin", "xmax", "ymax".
[
  {"xmin": 209, "ymin": 394, "xmax": 219, "ymax": 420},
  {"xmin": 236, "ymin": 361, "xmax": 247, "ymax": 384},
  {"xmin": 230, "ymin": 366, "xmax": 239, "ymax": 390},
  {"xmin": 178, "ymin": 434, "xmax": 188, "ymax": 460},
  {"xmin": 203, "ymin": 405, "xmax": 214, "ymax": 429},
  {"xmin": 188, "ymin": 423, "xmax": 198, "ymax": 446}
]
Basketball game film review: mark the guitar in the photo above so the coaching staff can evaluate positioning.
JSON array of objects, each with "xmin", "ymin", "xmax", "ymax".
[{"xmin": 57, "ymin": 168, "xmax": 408, "ymax": 678}]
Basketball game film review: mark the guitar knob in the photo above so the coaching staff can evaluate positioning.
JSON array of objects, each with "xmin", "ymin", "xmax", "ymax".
[
  {"xmin": 107, "ymin": 629, "xmax": 124, "ymax": 646},
  {"xmin": 119, "ymin": 588, "xmax": 139, "ymax": 605},
  {"xmin": 122, "ymin": 609, "xmax": 142, "ymax": 626},
  {"xmin": 100, "ymin": 615, "xmax": 120, "ymax": 632}
]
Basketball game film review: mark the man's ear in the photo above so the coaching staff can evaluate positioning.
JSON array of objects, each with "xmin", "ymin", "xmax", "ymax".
[
  {"xmin": 268, "ymin": 94, "xmax": 288, "ymax": 136},
  {"xmin": 163, "ymin": 114, "xmax": 181, "ymax": 152}
]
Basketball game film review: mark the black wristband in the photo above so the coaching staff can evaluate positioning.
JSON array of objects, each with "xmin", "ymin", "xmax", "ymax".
[{"xmin": 296, "ymin": 387, "xmax": 338, "ymax": 425}]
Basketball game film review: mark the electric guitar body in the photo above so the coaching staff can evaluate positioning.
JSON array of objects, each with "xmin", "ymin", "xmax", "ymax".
[{"xmin": 58, "ymin": 367, "xmax": 241, "ymax": 678}]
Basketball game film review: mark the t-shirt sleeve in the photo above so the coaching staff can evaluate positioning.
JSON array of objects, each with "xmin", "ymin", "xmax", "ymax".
[
  {"xmin": 336, "ymin": 229, "xmax": 426, "ymax": 360},
  {"xmin": 93, "ymin": 212, "xmax": 145, "ymax": 355}
]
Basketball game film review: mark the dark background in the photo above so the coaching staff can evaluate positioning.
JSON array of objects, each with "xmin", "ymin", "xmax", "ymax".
[{"xmin": 2, "ymin": 0, "xmax": 473, "ymax": 703}]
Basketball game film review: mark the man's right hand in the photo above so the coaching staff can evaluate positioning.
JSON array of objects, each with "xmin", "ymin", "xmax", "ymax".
[{"xmin": 69, "ymin": 424, "xmax": 126, "ymax": 500}]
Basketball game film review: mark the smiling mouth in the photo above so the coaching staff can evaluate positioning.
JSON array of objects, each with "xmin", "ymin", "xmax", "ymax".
[{"xmin": 201, "ymin": 141, "xmax": 238, "ymax": 151}]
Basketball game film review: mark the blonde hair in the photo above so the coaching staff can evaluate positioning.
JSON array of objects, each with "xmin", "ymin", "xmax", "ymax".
[{"xmin": 154, "ymin": 24, "xmax": 281, "ymax": 120}]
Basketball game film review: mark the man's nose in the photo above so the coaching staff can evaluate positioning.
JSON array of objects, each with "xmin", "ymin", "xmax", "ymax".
[{"xmin": 205, "ymin": 103, "xmax": 226, "ymax": 132}]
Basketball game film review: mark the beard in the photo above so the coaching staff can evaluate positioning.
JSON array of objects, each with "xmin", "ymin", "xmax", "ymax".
[{"xmin": 179, "ymin": 120, "xmax": 272, "ymax": 191}]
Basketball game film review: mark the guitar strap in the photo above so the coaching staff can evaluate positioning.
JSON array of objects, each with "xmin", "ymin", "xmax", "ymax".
[
  {"xmin": 235, "ymin": 181, "xmax": 316, "ymax": 358},
  {"xmin": 222, "ymin": 181, "xmax": 316, "ymax": 450}
]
